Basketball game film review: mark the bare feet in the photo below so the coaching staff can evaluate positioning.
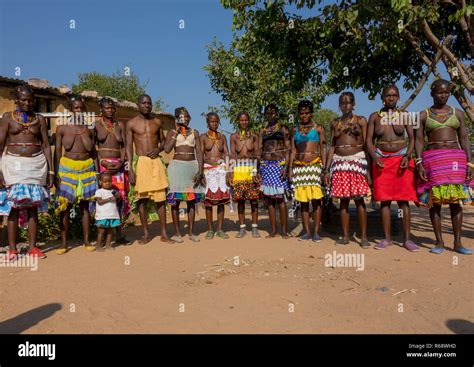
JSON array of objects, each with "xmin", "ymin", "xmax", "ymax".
[
  {"xmin": 266, "ymin": 232, "xmax": 278, "ymax": 239},
  {"xmin": 96, "ymin": 245, "xmax": 105, "ymax": 252},
  {"xmin": 160, "ymin": 237, "xmax": 176, "ymax": 244},
  {"xmin": 138, "ymin": 236, "xmax": 152, "ymax": 245}
]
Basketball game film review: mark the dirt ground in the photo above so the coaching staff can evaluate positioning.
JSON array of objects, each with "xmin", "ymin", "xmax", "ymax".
[{"xmin": 0, "ymin": 204, "xmax": 472, "ymax": 334}]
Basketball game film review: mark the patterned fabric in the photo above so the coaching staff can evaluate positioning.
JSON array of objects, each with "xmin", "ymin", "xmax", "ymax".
[
  {"xmin": 372, "ymin": 148, "xmax": 417, "ymax": 202},
  {"xmin": 232, "ymin": 161, "xmax": 260, "ymax": 201},
  {"xmin": 0, "ymin": 184, "xmax": 49, "ymax": 215},
  {"xmin": 203, "ymin": 163, "xmax": 230, "ymax": 206},
  {"xmin": 292, "ymin": 157, "xmax": 324, "ymax": 202},
  {"xmin": 260, "ymin": 159, "xmax": 290, "ymax": 199},
  {"xmin": 329, "ymin": 151, "xmax": 369, "ymax": 199},
  {"xmin": 56, "ymin": 156, "xmax": 97, "ymax": 213},
  {"xmin": 417, "ymin": 149, "xmax": 473, "ymax": 207},
  {"xmin": 0, "ymin": 153, "xmax": 50, "ymax": 216},
  {"xmin": 166, "ymin": 159, "xmax": 204, "ymax": 206},
  {"xmin": 96, "ymin": 218, "xmax": 121, "ymax": 228},
  {"xmin": 99, "ymin": 158, "xmax": 130, "ymax": 219}
]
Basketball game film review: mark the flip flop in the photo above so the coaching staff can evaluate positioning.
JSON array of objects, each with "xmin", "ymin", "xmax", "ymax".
[
  {"xmin": 215, "ymin": 230, "xmax": 229, "ymax": 239},
  {"xmin": 188, "ymin": 235, "xmax": 200, "ymax": 243},
  {"xmin": 312, "ymin": 233, "xmax": 322, "ymax": 243},
  {"xmin": 360, "ymin": 238, "xmax": 370, "ymax": 249},
  {"xmin": 298, "ymin": 233, "xmax": 311, "ymax": 241},
  {"xmin": 205, "ymin": 230, "xmax": 214, "ymax": 240},
  {"xmin": 84, "ymin": 245, "xmax": 96, "ymax": 252},
  {"xmin": 56, "ymin": 248, "xmax": 69, "ymax": 255},
  {"xmin": 374, "ymin": 239, "xmax": 392, "ymax": 250},
  {"xmin": 171, "ymin": 235, "xmax": 184, "ymax": 243},
  {"xmin": 429, "ymin": 246, "xmax": 445, "ymax": 254},
  {"xmin": 335, "ymin": 237, "xmax": 350, "ymax": 245},
  {"xmin": 403, "ymin": 240, "xmax": 420, "ymax": 252},
  {"xmin": 454, "ymin": 246, "xmax": 472, "ymax": 255}
]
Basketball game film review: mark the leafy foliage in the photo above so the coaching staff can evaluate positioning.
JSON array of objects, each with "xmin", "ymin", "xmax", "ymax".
[{"xmin": 206, "ymin": 0, "xmax": 473, "ymax": 125}]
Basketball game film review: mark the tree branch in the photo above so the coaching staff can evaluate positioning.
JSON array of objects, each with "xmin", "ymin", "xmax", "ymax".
[
  {"xmin": 400, "ymin": 37, "xmax": 449, "ymax": 109},
  {"xmin": 442, "ymin": 55, "xmax": 474, "ymax": 122},
  {"xmin": 422, "ymin": 19, "xmax": 474, "ymax": 93},
  {"xmin": 403, "ymin": 30, "xmax": 442, "ymax": 77}
]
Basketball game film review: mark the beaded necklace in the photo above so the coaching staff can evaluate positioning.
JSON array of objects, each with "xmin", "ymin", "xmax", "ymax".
[
  {"xmin": 207, "ymin": 130, "xmax": 220, "ymax": 143},
  {"xmin": 11, "ymin": 110, "xmax": 39, "ymax": 129},
  {"xmin": 100, "ymin": 117, "xmax": 116, "ymax": 133},
  {"xmin": 239, "ymin": 129, "xmax": 250, "ymax": 141},
  {"xmin": 298, "ymin": 122, "xmax": 314, "ymax": 136},
  {"xmin": 428, "ymin": 107, "xmax": 453, "ymax": 123}
]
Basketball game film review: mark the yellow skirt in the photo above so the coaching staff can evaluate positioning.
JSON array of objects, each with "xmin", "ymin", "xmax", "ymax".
[
  {"xmin": 294, "ymin": 186, "xmax": 324, "ymax": 202},
  {"xmin": 134, "ymin": 155, "xmax": 168, "ymax": 202}
]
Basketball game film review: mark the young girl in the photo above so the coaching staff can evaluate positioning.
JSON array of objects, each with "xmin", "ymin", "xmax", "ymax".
[{"xmin": 95, "ymin": 173, "xmax": 121, "ymax": 251}]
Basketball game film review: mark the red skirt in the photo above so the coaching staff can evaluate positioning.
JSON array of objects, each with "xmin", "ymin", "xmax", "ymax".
[
  {"xmin": 372, "ymin": 155, "xmax": 417, "ymax": 202},
  {"xmin": 204, "ymin": 188, "xmax": 230, "ymax": 207}
]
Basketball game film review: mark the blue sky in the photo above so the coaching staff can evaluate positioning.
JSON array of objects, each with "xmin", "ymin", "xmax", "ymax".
[{"xmin": 0, "ymin": 0, "xmax": 458, "ymax": 133}]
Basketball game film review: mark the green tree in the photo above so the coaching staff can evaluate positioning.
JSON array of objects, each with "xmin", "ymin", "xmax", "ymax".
[
  {"xmin": 72, "ymin": 70, "xmax": 166, "ymax": 108},
  {"xmin": 207, "ymin": 0, "xmax": 473, "ymax": 122}
]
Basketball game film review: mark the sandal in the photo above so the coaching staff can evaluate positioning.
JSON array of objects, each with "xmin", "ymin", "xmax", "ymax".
[
  {"xmin": 429, "ymin": 246, "xmax": 445, "ymax": 254},
  {"xmin": 298, "ymin": 233, "xmax": 311, "ymax": 241},
  {"xmin": 251, "ymin": 227, "xmax": 261, "ymax": 238},
  {"xmin": 335, "ymin": 237, "xmax": 350, "ymax": 245},
  {"xmin": 205, "ymin": 230, "xmax": 215, "ymax": 240},
  {"xmin": 84, "ymin": 245, "xmax": 96, "ymax": 252},
  {"xmin": 403, "ymin": 240, "xmax": 420, "ymax": 252},
  {"xmin": 188, "ymin": 234, "xmax": 200, "ymax": 243},
  {"xmin": 360, "ymin": 238, "xmax": 370, "ymax": 249},
  {"xmin": 374, "ymin": 239, "xmax": 392, "ymax": 250},
  {"xmin": 312, "ymin": 233, "xmax": 322, "ymax": 243},
  {"xmin": 454, "ymin": 246, "xmax": 472, "ymax": 255},
  {"xmin": 171, "ymin": 235, "xmax": 184, "ymax": 243},
  {"xmin": 56, "ymin": 248, "xmax": 69, "ymax": 255},
  {"xmin": 215, "ymin": 230, "xmax": 229, "ymax": 239}
]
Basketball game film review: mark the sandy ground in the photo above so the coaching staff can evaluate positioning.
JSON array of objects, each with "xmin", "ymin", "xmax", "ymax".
[{"xmin": 0, "ymin": 204, "xmax": 472, "ymax": 334}]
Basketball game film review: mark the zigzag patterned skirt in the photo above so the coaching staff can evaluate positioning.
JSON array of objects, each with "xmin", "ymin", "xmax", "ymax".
[
  {"xmin": 329, "ymin": 151, "xmax": 369, "ymax": 199},
  {"xmin": 292, "ymin": 158, "xmax": 324, "ymax": 202}
]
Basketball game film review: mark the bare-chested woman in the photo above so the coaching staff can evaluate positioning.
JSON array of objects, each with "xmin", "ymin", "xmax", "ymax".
[
  {"xmin": 200, "ymin": 112, "xmax": 231, "ymax": 239},
  {"xmin": 163, "ymin": 107, "xmax": 204, "ymax": 243},
  {"xmin": 0, "ymin": 84, "xmax": 53, "ymax": 261},
  {"xmin": 326, "ymin": 92, "xmax": 369, "ymax": 247},
  {"xmin": 126, "ymin": 94, "xmax": 173, "ymax": 244},
  {"xmin": 95, "ymin": 97, "xmax": 130, "ymax": 245},
  {"xmin": 230, "ymin": 112, "xmax": 261, "ymax": 238},
  {"xmin": 416, "ymin": 79, "xmax": 472, "ymax": 255},
  {"xmin": 259, "ymin": 103, "xmax": 292, "ymax": 239},
  {"xmin": 55, "ymin": 95, "xmax": 98, "ymax": 254},
  {"xmin": 367, "ymin": 85, "xmax": 419, "ymax": 251},
  {"xmin": 289, "ymin": 100, "xmax": 326, "ymax": 242}
]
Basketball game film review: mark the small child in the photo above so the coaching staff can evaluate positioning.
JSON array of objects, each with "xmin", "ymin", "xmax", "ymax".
[{"xmin": 95, "ymin": 173, "xmax": 121, "ymax": 251}]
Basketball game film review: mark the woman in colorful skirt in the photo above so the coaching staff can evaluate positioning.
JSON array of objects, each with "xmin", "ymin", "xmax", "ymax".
[
  {"xmin": 230, "ymin": 112, "xmax": 261, "ymax": 238},
  {"xmin": 95, "ymin": 97, "xmax": 130, "ymax": 245},
  {"xmin": 326, "ymin": 92, "xmax": 370, "ymax": 247},
  {"xmin": 199, "ymin": 112, "xmax": 231, "ymax": 239},
  {"xmin": 0, "ymin": 84, "xmax": 53, "ymax": 261},
  {"xmin": 289, "ymin": 100, "xmax": 326, "ymax": 242},
  {"xmin": 164, "ymin": 107, "xmax": 204, "ymax": 243},
  {"xmin": 259, "ymin": 104, "xmax": 292, "ymax": 238},
  {"xmin": 415, "ymin": 79, "xmax": 472, "ymax": 255},
  {"xmin": 55, "ymin": 95, "xmax": 98, "ymax": 254},
  {"xmin": 366, "ymin": 85, "xmax": 419, "ymax": 252}
]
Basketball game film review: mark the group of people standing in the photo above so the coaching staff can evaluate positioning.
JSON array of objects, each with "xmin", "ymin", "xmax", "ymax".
[{"xmin": 0, "ymin": 78, "xmax": 472, "ymax": 262}]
